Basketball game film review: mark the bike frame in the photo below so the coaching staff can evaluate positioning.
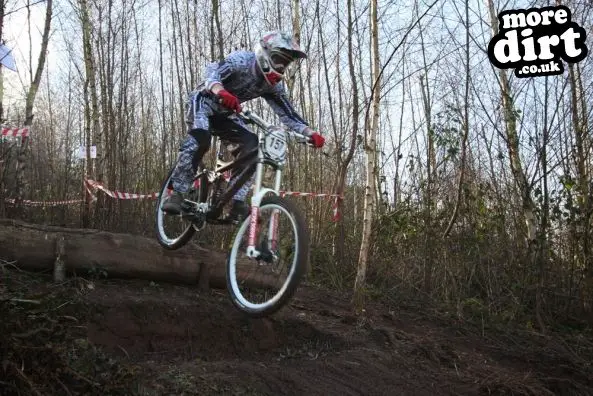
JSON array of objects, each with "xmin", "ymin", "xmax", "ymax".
[{"xmin": 190, "ymin": 108, "xmax": 309, "ymax": 260}]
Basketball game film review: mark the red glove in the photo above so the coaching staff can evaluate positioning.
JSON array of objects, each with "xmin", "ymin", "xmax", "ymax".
[
  {"xmin": 309, "ymin": 132, "xmax": 325, "ymax": 148},
  {"xmin": 217, "ymin": 89, "xmax": 242, "ymax": 113}
]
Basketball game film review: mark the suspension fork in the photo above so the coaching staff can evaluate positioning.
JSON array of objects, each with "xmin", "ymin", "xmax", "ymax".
[
  {"xmin": 268, "ymin": 169, "xmax": 282, "ymax": 251},
  {"xmin": 245, "ymin": 159, "xmax": 284, "ymax": 259},
  {"xmin": 246, "ymin": 159, "xmax": 265, "ymax": 258}
]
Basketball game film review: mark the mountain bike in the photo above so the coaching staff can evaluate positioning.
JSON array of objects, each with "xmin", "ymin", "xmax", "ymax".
[{"xmin": 155, "ymin": 108, "xmax": 311, "ymax": 317}]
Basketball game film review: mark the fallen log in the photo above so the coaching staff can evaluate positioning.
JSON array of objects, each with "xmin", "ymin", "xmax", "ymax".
[
  {"xmin": 0, "ymin": 218, "xmax": 228, "ymax": 288},
  {"xmin": 0, "ymin": 219, "xmax": 287, "ymax": 292}
]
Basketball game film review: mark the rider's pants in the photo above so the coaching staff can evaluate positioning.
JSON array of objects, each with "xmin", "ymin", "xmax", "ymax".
[{"xmin": 170, "ymin": 91, "xmax": 257, "ymax": 202}]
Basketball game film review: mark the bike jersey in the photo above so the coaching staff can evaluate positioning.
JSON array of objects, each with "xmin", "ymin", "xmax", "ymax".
[{"xmin": 201, "ymin": 50, "xmax": 310, "ymax": 135}]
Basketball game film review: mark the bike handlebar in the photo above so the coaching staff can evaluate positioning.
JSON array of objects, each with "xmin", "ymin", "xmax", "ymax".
[
  {"xmin": 240, "ymin": 108, "xmax": 315, "ymax": 147},
  {"xmin": 212, "ymin": 104, "xmax": 327, "ymax": 155},
  {"xmin": 213, "ymin": 97, "xmax": 316, "ymax": 147}
]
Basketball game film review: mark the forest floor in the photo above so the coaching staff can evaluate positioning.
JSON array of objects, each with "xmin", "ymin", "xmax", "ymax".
[{"xmin": 1, "ymin": 264, "xmax": 593, "ymax": 395}]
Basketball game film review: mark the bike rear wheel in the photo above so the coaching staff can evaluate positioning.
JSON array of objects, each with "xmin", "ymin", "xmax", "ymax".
[
  {"xmin": 226, "ymin": 195, "xmax": 309, "ymax": 317},
  {"xmin": 155, "ymin": 166, "xmax": 208, "ymax": 250}
]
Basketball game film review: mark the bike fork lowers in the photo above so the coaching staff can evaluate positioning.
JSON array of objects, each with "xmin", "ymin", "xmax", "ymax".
[
  {"xmin": 246, "ymin": 161, "xmax": 264, "ymax": 259},
  {"xmin": 268, "ymin": 170, "xmax": 282, "ymax": 251},
  {"xmin": 245, "ymin": 160, "xmax": 282, "ymax": 259}
]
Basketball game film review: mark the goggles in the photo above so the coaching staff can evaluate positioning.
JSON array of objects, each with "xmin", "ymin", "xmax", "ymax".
[{"xmin": 269, "ymin": 51, "xmax": 294, "ymax": 73}]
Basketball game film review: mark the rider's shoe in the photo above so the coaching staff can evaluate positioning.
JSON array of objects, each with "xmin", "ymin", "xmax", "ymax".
[
  {"xmin": 223, "ymin": 199, "xmax": 250, "ymax": 224},
  {"xmin": 161, "ymin": 191, "xmax": 185, "ymax": 215}
]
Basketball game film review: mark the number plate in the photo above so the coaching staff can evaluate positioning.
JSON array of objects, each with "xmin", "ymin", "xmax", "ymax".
[{"xmin": 264, "ymin": 128, "xmax": 287, "ymax": 161}]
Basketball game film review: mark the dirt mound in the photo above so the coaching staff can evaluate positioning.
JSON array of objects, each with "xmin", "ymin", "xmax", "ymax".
[
  {"xmin": 1, "ymin": 269, "xmax": 593, "ymax": 396},
  {"xmin": 86, "ymin": 282, "xmax": 346, "ymax": 363}
]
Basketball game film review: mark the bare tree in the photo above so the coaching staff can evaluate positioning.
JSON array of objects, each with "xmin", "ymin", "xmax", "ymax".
[
  {"xmin": 443, "ymin": 0, "xmax": 471, "ymax": 238},
  {"xmin": 353, "ymin": 0, "xmax": 380, "ymax": 311},
  {"xmin": 0, "ymin": 0, "xmax": 5, "ymax": 123},
  {"xmin": 77, "ymin": 0, "xmax": 99, "ymax": 227},
  {"xmin": 486, "ymin": 0, "xmax": 544, "ymax": 330},
  {"xmin": 212, "ymin": 0, "xmax": 223, "ymax": 60},
  {"xmin": 15, "ymin": 0, "xmax": 53, "ymax": 208}
]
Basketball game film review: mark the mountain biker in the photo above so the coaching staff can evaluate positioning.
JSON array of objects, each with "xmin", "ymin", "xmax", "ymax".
[{"xmin": 162, "ymin": 30, "xmax": 326, "ymax": 223}]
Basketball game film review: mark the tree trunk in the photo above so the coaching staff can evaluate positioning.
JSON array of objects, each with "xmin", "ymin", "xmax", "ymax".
[
  {"xmin": 286, "ymin": 0, "xmax": 301, "ymax": 91},
  {"xmin": 553, "ymin": 0, "xmax": 591, "ymax": 316},
  {"xmin": 291, "ymin": 0, "xmax": 300, "ymax": 44},
  {"xmin": 158, "ymin": 0, "xmax": 168, "ymax": 173},
  {"xmin": 0, "ymin": 0, "xmax": 4, "ymax": 123},
  {"xmin": 353, "ymin": 0, "xmax": 380, "ymax": 312},
  {"xmin": 212, "ymin": 0, "xmax": 224, "ymax": 60},
  {"xmin": 334, "ymin": 0, "xmax": 360, "ymax": 267},
  {"xmin": 443, "ymin": 0, "xmax": 470, "ymax": 238},
  {"xmin": 0, "ymin": 0, "xmax": 5, "ymax": 216},
  {"xmin": 79, "ymin": 0, "xmax": 98, "ymax": 228},
  {"xmin": 568, "ymin": 61, "xmax": 592, "ymax": 316},
  {"xmin": 419, "ymin": 74, "xmax": 434, "ymax": 294},
  {"xmin": 487, "ymin": 0, "xmax": 543, "ymax": 330},
  {"xmin": 15, "ymin": 0, "xmax": 53, "ymax": 210}
]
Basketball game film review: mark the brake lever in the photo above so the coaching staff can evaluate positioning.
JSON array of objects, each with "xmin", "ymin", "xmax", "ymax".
[
  {"xmin": 304, "ymin": 142, "xmax": 330, "ymax": 157},
  {"xmin": 295, "ymin": 137, "xmax": 330, "ymax": 157}
]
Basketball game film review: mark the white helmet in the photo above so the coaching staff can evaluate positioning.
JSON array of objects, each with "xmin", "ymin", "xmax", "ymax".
[{"xmin": 255, "ymin": 31, "xmax": 307, "ymax": 85}]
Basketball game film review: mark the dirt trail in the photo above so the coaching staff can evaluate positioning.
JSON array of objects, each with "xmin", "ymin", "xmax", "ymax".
[{"xmin": 2, "ymin": 270, "xmax": 593, "ymax": 395}]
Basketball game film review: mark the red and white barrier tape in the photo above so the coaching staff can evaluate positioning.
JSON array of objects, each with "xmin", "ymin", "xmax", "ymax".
[
  {"xmin": 279, "ymin": 191, "xmax": 341, "ymax": 198},
  {"xmin": 3, "ymin": 179, "xmax": 343, "ymax": 221},
  {"xmin": 85, "ymin": 179, "xmax": 159, "ymax": 200},
  {"xmin": 85, "ymin": 179, "xmax": 343, "ymax": 222},
  {"xmin": 280, "ymin": 191, "xmax": 342, "ymax": 222},
  {"xmin": 1, "ymin": 126, "xmax": 30, "ymax": 138}
]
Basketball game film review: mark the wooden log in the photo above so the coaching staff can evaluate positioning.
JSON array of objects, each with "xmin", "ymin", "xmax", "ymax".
[
  {"xmin": 0, "ymin": 218, "xmax": 227, "ymax": 288},
  {"xmin": 0, "ymin": 219, "xmax": 284, "ymax": 291}
]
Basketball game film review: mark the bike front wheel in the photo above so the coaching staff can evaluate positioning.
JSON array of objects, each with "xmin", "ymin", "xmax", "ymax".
[{"xmin": 226, "ymin": 195, "xmax": 310, "ymax": 317}]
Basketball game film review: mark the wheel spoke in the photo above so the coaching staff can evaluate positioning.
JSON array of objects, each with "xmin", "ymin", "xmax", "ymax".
[{"xmin": 226, "ymin": 196, "xmax": 309, "ymax": 317}]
